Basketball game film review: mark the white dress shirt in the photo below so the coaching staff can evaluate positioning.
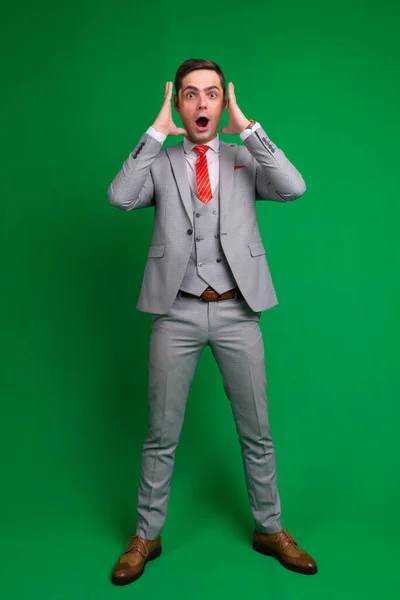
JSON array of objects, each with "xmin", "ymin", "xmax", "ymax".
[{"xmin": 145, "ymin": 122, "xmax": 261, "ymax": 198}]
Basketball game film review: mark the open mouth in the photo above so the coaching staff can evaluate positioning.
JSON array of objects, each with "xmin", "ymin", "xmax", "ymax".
[{"xmin": 195, "ymin": 117, "xmax": 210, "ymax": 131}]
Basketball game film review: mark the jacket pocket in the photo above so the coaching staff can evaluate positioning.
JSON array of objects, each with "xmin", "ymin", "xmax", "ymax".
[
  {"xmin": 148, "ymin": 244, "xmax": 166, "ymax": 258},
  {"xmin": 248, "ymin": 241, "xmax": 266, "ymax": 257}
]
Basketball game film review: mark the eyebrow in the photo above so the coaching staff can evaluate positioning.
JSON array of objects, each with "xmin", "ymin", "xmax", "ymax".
[{"xmin": 182, "ymin": 85, "xmax": 220, "ymax": 93}]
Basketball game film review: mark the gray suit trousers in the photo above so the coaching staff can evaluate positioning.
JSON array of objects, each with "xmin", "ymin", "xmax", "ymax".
[{"xmin": 135, "ymin": 291, "xmax": 282, "ymax": 540}]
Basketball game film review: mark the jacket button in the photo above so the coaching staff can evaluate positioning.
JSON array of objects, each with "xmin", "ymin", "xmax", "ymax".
[
  {"xmin": 187, "ymin": 229, "xmax": 193, "ymax": 235},
  {"xmin": 195, "ymin": 212, "xmax": 200, "ymax": 218},
  {"xmin": 214, "ymin": 234, "xmax": 220, "ymax": 239},
  {"xmin": 216, "ymin": 258, "xmax": 222, "ymax": 263},
  {"xmin": 195, "ymin": 237, "xmax": 201, "ymax": 242}
]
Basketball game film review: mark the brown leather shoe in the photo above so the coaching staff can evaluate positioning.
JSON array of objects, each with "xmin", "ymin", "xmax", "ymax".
[
  {"xmin": 111, "ymin": 535, "xmax": 162, "ymax": 585},
  {"xmin": 253, "ymin": 529, "xmax": 317, "ymax": 575}
]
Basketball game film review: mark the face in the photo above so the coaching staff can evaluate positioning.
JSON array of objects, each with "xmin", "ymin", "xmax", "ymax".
[{"xmin": 174, "ymin": 69, "xmax": 227, "ymax": 144}]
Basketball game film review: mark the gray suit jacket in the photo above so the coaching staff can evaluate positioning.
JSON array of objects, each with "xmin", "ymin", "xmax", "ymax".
[{"xmin": 108, "ymin": 126, "xmax": 306, "ymax": 314}]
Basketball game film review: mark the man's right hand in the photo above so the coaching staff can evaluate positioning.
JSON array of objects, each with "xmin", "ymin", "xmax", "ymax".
[{"xmin": 151, "ymin": 82, "xmax": 187, "ymax": 137}]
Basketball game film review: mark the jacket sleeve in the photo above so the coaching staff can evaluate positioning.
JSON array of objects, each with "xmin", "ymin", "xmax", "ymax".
[
  {"xmin": 107, "ymin": 132, "xmax": 164, "ymax": 210},
  {"xmin": 243, "ymin": 125, "xmax": 306, "ymax": 202}
]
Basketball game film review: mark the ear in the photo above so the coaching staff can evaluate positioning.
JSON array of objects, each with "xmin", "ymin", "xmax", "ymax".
[{"xmin": 173, "ymin": 94, "xmax": 179, "ymax": 111}]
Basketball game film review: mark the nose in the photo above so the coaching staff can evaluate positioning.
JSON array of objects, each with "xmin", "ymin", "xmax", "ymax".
[{"xmin": 197, "ymin": 93, "xmax": 208, "ymax": 110}]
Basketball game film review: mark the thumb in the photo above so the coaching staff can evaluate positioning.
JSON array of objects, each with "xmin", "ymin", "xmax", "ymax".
[
  {"xmin": 175, "ymin": 127, "xmax": 188, "ymax": 136},
  {"xmin": 220, "ymin": 126, "xmax": 234, "ymax": 135}
]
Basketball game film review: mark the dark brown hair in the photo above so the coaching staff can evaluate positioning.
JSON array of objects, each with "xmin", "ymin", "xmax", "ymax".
[{"xmin": 174, "ymin": 58, "xmax": 226, "ymax": 99}]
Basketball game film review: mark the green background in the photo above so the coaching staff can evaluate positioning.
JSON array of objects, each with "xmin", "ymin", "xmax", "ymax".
[{"xmin": 2, "ymin": 0, "xmax": 399, "ymax": 598}]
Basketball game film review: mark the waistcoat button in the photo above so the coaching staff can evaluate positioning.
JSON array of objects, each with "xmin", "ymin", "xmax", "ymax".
[{"xmin": 187, "ymin": 228, "xmax": 193, "ymax": 235}]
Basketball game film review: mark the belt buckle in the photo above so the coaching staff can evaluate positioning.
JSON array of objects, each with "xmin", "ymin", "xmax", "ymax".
[{"xmin": 201, "ymin": 288, "xmax": 219, "ymax": 302}]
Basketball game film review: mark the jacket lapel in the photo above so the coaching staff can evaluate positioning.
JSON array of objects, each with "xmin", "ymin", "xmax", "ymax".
[
  {"xmin": 219, "ymin": 141, "xmax": 235, "ymax": 229},
  {"xmin": 165, "ymin": 139, "xmax": 236, "ymax": 229},
  {"xmin": 165, "ymin": 144, "xmax": 193, "ymax": 226}
]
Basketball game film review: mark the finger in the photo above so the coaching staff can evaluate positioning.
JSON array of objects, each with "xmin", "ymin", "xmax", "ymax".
[
  {"xmin": 164, "ymin": 81, "xmax": 172, "ymax": 102},
  {"xmin": 228, "ymin": 82, "xmax": 236, "ymax": 103},
  {"xmin": 167, "ymin": 81, "xmax": 173, "ymax": 99}
]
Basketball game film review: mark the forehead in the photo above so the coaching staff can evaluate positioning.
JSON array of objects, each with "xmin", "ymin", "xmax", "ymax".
[{"xmin": 181, "ymin": 69, "xmax": 222, "ymax": 90}]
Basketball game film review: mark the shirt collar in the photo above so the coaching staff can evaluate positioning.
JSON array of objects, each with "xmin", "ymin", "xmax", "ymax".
[{"xmin": 183, "ymin": 134, "xmax": 220, "ymax": 155}]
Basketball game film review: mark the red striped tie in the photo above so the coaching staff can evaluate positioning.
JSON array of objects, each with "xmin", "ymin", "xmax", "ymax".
[{"xmin": 193, "ymin": 145, "xmax": 213, "ymax": 204}]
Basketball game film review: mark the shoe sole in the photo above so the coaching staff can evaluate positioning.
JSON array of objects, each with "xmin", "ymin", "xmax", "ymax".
[
  {"xmin": 111, "ymin": 547, "xmax": 162, "ymax": 585},
  {"xmin": 252, "ymin": 542, "xmax": 318, "ymax": 575}
]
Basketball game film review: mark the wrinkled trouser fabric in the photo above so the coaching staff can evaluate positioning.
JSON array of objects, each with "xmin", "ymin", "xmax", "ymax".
[{"xmin": 135, "ymin": 291, "xmax": 282, "ymax": 540}]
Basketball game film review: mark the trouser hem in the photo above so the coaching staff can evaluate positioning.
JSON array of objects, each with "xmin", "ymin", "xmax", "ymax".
[
  {"xmin": 254, "ymin": 521, "xmax": 283, "ymax": 534},
  {"xmin": 136, "ymin": 526, "xmax": 162, "ymax": 541}
]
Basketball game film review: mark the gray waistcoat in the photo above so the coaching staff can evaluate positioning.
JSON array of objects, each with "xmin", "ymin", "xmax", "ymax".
[{"xmin": 179, "ymin": 183, "xmax": 237, "ymax": 295}]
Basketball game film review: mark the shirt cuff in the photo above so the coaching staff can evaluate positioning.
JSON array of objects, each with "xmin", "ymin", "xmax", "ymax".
[
  {"xmin": 146, "ymin": 126, "xmax": 167, "ymax": 144},
  {"xmin": 239, "ymin": 121, "xmax": 261, "ymax": 141}
]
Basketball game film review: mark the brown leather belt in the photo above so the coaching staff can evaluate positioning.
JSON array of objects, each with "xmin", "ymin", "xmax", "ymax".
[{"xmin": 179, "ymin": 287, "xmax": 243, "ymax": 302}]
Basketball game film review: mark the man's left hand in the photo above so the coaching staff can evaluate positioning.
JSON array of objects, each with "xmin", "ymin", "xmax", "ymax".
[{"xmin": 220, "ymin": 82, "xmax": 251, "ymax": 135}]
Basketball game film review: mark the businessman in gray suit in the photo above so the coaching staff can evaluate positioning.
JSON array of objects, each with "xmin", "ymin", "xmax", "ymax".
[{"xmin": 108, "ymin": 58, "xmax": 317, "ymax": 585}]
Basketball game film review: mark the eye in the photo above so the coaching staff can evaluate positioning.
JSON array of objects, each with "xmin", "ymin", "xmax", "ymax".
[
  {"xmin": 209, "ymin": 92, "xmax": 217, "ymax": 98},
  {"xmin": 187, "ymin": 92, "xmax": 195, "ymax": 99}
]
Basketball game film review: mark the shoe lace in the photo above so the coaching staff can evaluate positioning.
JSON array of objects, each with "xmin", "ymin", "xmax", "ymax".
[
  {"xmin": 278, "ymin": 528, "xmax": 299, "ymax": 548},
  {"xmin": 124, "ymin": 535, "xmax": 149, "ymax": 559}
]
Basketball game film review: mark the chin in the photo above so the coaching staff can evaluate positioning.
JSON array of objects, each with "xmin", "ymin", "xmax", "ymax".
[{"xmin": 192, "ymin": 130, "xmax": 217, "ymax": 143}]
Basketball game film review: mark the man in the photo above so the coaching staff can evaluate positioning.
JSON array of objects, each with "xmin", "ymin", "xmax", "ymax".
[{"xmin": 108, "ymin": 58, "xmax": 317, "ymax": 585}]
